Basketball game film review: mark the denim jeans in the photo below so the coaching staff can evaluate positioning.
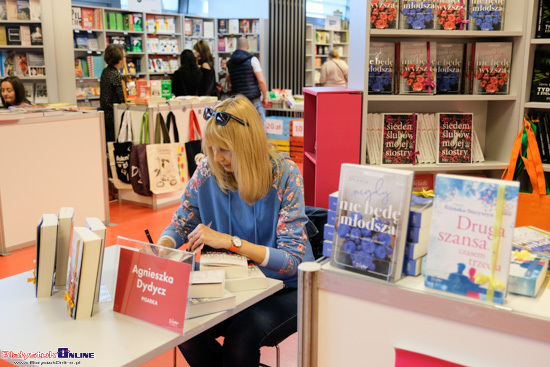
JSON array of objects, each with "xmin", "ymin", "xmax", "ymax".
[
  {"xmin": 251, "ymin": 97, "xmax": 266, "ymax": 123},
  {"xmin": 179, "ymin": 287, "xmax": 297, "ymax": 367}
]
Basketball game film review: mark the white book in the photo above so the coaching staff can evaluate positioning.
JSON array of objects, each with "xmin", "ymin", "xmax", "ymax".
[
  {"xmin": 187, "ymin": 289, "xmax": 236, "ymax": 319},
  {"xmin": 228, "ymin": 19, "xmax": 239, "ymax": 34},
  {"xmin": 55, "ymin": 207, "xmax": 74, "ymax": 288},
  {"xmin": 200, "ymin": 252, "xmax": 248, "ymax": 279},
  {"xmin": 203, "ymin": 21, "xmax": 214, "ymax": 39},
  {"xmin": 35, "ymin": 214, "xmax": 58, "ymax": 298},
  {"xmin": 189, "ymin": 269, "xmax": 225, "ymax": 298},
  {"xmin": 225, "ymin": 263, "xmax": 268, "ymax": 292},
  {"xmin": 85, "ymin": 217, "xmax": 106, "ymax": 304}
]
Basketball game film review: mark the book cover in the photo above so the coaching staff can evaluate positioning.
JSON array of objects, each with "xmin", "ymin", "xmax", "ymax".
[
  {"xmin": 165, "ymin": 16, "xmax": 176, "ymax": 33},
  {"xmin": 530, "ymin": 46, "xmax": 550, "ymax": 102},
  {"xmin": 16, "ymin": 0, "xmax": 29, "ymax": 20},
  {"xmin": 472, "ymin": 42, "xmax": 512, "ymax": 95},
  {"xmin": 424, "ymin": 174, "xmax": 519, "ymax": 304},
  {"xmin": 187, "ymin": 289, "xmax": 236, "ymax": 319},
  {"xmin": 94, "ymin": 8, "xmax": 102, "ymax": 29},
  {"xmin": 413, "ymin": 173, "xmax": 434, "ymax": 191},
  {"xmin": 330, "ymin": 164, "xmax": 413, "ymax": 282},
  {"xmin": 3, "ymin": 50, "xmax": 15, "ymax": 76},
  {"xmin": 218, "ymin": 18, "xmax": 228, "ymax": 33},
  {"xmin": 226, "ymin": 37, "xmax": 236, "ymax": 53},
  {"xmin": 189, "ymin": 269, "xmax": 225, "ymax": 298},
  {"xmin": 400, "ymin": 0, "xmax": 436, "ymax": 30},
  {"xmin": 247, "ymin": 35, "xmax": 258, "ymax": 52},
  {"xmin": 225, "ymin": 263, "xmax": 268, "ymax": 292},
  {"xmin": 74, "ymin": 32, "xmax": 89, "ymax": 49},
  {"xmin": 218, "ymin": 37, "xmax": 225, "ymax": 52},
  {"xmin": 0, "ymin": 1, "xmax": 5, "ymax": 20},
  {"xmin": 19, "ymin": 25, "xmax": 30, "ymax": 46},
  {"xmin": 13, "ymin": 52, "xmax": 28, "ymax": 76},
  {"xmin": 29, "ymin": 0, "xmax": 39, "ymax": 20},
  {"xmin": 6, "ymin": 0, "xmax": 16, "ymax": 20},
  {"xmin": 0, "ymin": 26, "xmax": 6, "ymax": 45},
  {"xmin": 239, "ymin": 19, "xmax": 250, "ymax": 33},
  {"xmin": 107, "ymin": 12, "xmax": 116, "ymax": 30},
  {"xmin": 508, "ymin": 250, "xmax": 549, "ymax": 297},
  {"xmin": 397, "ymin": 41, "xmax": 437, "ymax": 94},
  {"xmin": 34, "ymin": 82, "xmax": 47, "ymax": 104},
  {"xmin": 113, "ymin": 248, "xmax": 192, "ymax": 333},
  {"xmin": 6, "ymin": 25, "xmax": 20, "ymax": 45},
  {"xmin": 251, "ymin": 19, "xmax": 260, "ymax": 34},
  {"xmin": 200, "ymin": 252, "xmax": 249, "ymax": 279},
  {"xmin": 87, "ymin": 32, "xmax": 99, "ymax": 50},
  {"xmin": 123, "ymin": 13, "xmax": 133, "ymax": 31},
  {"xmin": 116, "ymin": 12, "xmax": 123, "ymax": 31},
  {"xmin": 469, "ymin": 0, "xmax": 505, "ymax": 31},
  {"xmin": 72, "ymin": 6, "xmax": 81, "ymax": 28},
  {"xmin": 436, "ymin": 0, "xmax": 467, "ymax": 30},
  {"xmin": 228, "ymin": 18, "xmax": 239, "ymax": 34},
  {"xmin": 35, "ymin": 214, "xmax": 58, "ymax": 298},
  {"xmin": 381, "ymin": 113, "xmax": 418, "ymax": 165},
  {"xmin": 133, "ymin": 12, "xmax": 143, "ymax": 32},
  {"xmin": 22, "ymin": 81, "xmax": 33, "ymax": 103},
  {"xmin": 368, "ymin": 42, "xmax": 394, "ymax": 95},
  {"xmin": 55, "ymin": 207, "xmax": 74, "ymax": 288},
  {"xmin": 370, "ymin": 0, "xmax": 398, "ymax": 29},
  {"xmin": 184, "ymin": 19, "xmax": 192, "ymax": 35},
  {"xmin": 85, "ymin": 217, "xmax": 106, "ymax": 304},
  {"xmin": 536, "ymin": 0, "xmax": 550, "ymax": 38},
  {"xmin": 81, "ymin": 7, "xmax": 94, "ymax": 29},
  {"xmin": 203, "ymin": 21, "xmax": 214, "ymax": 39},
  {"xmin": 66, "ymin": 227, "xmax": 102, "ymax": 319},
  {"xmin": 436, "ymin": 43, "xmax": 463, "ymax": 94},
  {"xmin": 30, "ymin": 24, "xmax": 42, "ymax": 45},
  {"xmin": 192, "ymin": 19, "xmax": 203, "ymax": 37},
  {"xmin": 436, "ymin": 113, "xmax": 473, "ymax": 164}
]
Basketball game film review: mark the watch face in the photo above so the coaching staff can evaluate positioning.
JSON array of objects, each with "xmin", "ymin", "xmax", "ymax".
[{"xmin": 233, "ymin": 236, "xmax": 242, "ymax": 248}]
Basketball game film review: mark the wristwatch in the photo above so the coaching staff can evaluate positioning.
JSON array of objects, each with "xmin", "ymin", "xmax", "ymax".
[{"xmin": 228, "ymin": 236, "xmax": 242, "ymax": 253}]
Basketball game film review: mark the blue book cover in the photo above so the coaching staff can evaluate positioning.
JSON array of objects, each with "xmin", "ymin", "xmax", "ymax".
[
  {"xmin": 424, "ymin": 174, "xmax": 519, "ymax": 304},
  {"xmin": 330, "ymin": 164, "xmax": 414, "ymax": 282}
]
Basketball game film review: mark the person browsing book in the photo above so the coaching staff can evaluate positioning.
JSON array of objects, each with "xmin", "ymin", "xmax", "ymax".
[
  {"xmin": 1, "ymin": 76, "xmax": 31, "ymax": 108},
  {"xmin": 171, "ymin": 49, "xmax": 202, "ymax": 97},
  {"xmin": 157, "ymin": 95, "xmax": 314, "ymax": 366},
  {"xmin": 320, "ymin": 49, "xmax": 349, "ymax": 87},
  {"xmin": 193, "ymin": 40, "xmax": 217, "ymax": 96},
  {"xmin": 99, "ymin": 44, "xmax": 126, "ymax": 144}
]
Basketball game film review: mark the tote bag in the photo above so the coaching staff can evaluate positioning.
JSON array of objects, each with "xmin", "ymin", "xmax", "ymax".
[
  {"xmin": 502, "ymin": 116, "xmax": 550, "ymax": 231},
  {"xmin": 166, "ymin": 110, "xmax": 191, "ymax": 185},
  {"xmin": 113, "ymin": 110, "xmax": 133, "ymax": 184},
  {"xmin": 146, "ymin": 112, "xmax": 184, "ymax": 194},
  {"xmin": 186, "ymin": 109, "xmax": 204, "ymax": 178},
  {"xmin": 130, "ymin": 112, "xmax": 153, "ymax": 197}
]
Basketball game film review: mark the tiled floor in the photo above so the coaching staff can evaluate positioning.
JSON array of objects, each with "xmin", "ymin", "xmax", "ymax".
[{"xmin": 0, "ymin": 201, "xmax": 298, "ymax": 367}]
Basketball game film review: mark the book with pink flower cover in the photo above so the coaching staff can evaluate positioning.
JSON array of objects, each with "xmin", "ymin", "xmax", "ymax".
[
  {"xmin": 370, "ymin": 0, "xmax": 399, "ymax": 29},
  {"xmin": 436, "ymin": 0, "xmax": 467, "ymax": 30},
  {"xmin": 396, "ymin": 41, "xmax": 437, "ymax": 95},
  {"xmin": 472, "ymin": 42, "xmax": 512, "ymax": 95},
  {"xmin": 436, "ymin": 113, "xmax": 473, "ymax": 164},
  {"xmin": 381, "ymin": 113, "xmax": 418, "ymax": 165}
]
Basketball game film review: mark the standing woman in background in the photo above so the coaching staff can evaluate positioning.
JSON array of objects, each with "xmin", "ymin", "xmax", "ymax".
[
  {"xmin": 320, "ymin": 49, "xmax": 349, "ymax": 87},
  {"xmin": 1, "ymin": 76, "xmax": 31, "ymax": 108},
  {"xmin": 193, "ymin": 39, "xmax": 217, "ymax": 96},
  {"xmin": 100, "ymin": 44, "xmax": 126, "ymax": 144},
  {"xmin": 171, "ymin": 49, "xmax": 202, "ymax": 96}
]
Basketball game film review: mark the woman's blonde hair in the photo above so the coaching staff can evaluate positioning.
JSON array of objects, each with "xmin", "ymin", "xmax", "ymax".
[
  {"xmin": 328, "ymin": 49, "xmax": 340, "ymax": 59},
  {"xmin": 203, "ymin": 95, "xmax": 277, "ymax": 204}
]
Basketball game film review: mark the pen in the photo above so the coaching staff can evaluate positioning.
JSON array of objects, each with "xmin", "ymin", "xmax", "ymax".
[{"xmin": 144, "ymin": 229, "xmax": 154, "ymax": 244}]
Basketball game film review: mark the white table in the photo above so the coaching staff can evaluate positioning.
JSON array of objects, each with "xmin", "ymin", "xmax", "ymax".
[{"xmin": 0, "ymin": 245, "xmax": 283, "ymax": 366}]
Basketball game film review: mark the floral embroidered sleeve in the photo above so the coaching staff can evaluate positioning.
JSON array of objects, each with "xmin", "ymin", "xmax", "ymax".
[
  {"xmin": 160, "ymin": 160, "xmax": 208, "ymax": 249},
  {"xmin": 264, "ymin": 158, "xmax": 309, "ymax": 277}
]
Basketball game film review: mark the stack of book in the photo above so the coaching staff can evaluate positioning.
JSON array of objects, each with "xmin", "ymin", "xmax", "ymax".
[
  {"xmin": 322, "ymin": 191, "xmax": 339, "ymax": 258},
  {"xmin": 402, "ymin": 196, "xmax": 433, "ymax": 276},
  {"xmin": 289, "ymin": 118, "xmax": 304, "ymax": 164}
]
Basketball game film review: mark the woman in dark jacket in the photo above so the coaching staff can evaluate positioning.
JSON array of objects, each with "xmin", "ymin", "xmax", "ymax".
[
  {"xmin": 171, "ymin": 49, "xmax": 201, "ymax": 96},
  {"xmin": 193, "ymin": 40, "xmax": 216, "ymax": 96},
  {"xmin": 100, "ymin": 44, "xmax": 126, "ymax": 143}
]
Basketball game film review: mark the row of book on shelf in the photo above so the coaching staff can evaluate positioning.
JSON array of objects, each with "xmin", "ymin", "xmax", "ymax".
[
  {"xmin": 217, "ymin": 35, "xmax": 259, "ymax": 53},
  {"xmin": 0, "ymin": 24, "xmax": 43, "ymax": 46},
  {"xmin": 1, "ymin": 51, "xmax": 45, "ymax": 78},
  {"xmin": 314, "ymin": 30, "xmax": 348, "ymax": 44},
  {"xmin": 368, "ymin": 41, "xmax": 512, "ymax": 95},
  {"xmin": 22, "ymin": 81, "xmax": 48, "ymax": 104},
  {"xmin": 216, "ymin": 18, "xmax": 260, "ymax": 35},
  {"xmin": 184, "ymin": 18, "xmax": 215, "ymax": 39},
  {"xmin": 365, "ymin": 112, "xmax": 484, "ymax": 165},
  {"xmin": 370, "ymin": 0, "xmax": 505, "ymax": 31},
  {"xmin": 0, "ymin": 0, "xmax": 41, "ymax": 21},
  {"xmin": 324, "ymin": 164, "xmax": 550, "ymax": 305}
]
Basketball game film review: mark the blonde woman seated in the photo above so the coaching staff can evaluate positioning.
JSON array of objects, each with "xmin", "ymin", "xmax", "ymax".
[{"xmin": 320, "ymin": 49, "xmax": 349, "ymax": 87}]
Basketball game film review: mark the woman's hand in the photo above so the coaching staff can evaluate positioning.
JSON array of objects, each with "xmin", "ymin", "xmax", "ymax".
[{"xmin": 187, "ymin": 224, "xmax": 232, "ymax": 252}]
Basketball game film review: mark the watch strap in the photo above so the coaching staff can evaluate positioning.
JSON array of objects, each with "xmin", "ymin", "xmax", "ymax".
[{"xmin": 229, "ymin": 245, "xmax": 238, "ymax": 252}]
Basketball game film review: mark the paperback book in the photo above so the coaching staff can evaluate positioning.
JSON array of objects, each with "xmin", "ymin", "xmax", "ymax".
[
  {"xmin": 225, "ymin": 263, "xmax": 268, "ymax": 292},
  {"xmin": 189, "ymin": 269, "xmax": 225, "ymax": 298},
  {"xmin": 192, "ymin": 19, "xmax": 203, "ymax": 37},
  {"xmin": 200, "ymin": 251, "xmax": 249, "ymax": 279},
  {"xmin": 435, "ymin": 0, "xmax": 467, "ymax": 30},
  {"xmin": 368, "ymin": 42, "xmax": 394, "ymax": 95},
  {"xmin": 530, "ymin": 46, "xmax": 550, "ymax": 102},
  {"xmin": 239, "ymin": 19, "xmax": 249, "ymax": 33},
  {"xmin": 471, "ymin": 42, "xmax": 512, "ymax": 95},
  {"xmin": 381, "ymin": 113, "xmax": 418, "ymax": 165},
  {"xmin": 436, "ymin": 43, "xmax": 463, "ymax": 94},
  {"xmin": 370, "ymin": 0, "xmax": 398, "ymax": 29},
  {"xmin": 35, "ymin": 214, "xmax": 58, "ymax": 298},
  {"xmin": 187, "ymin": 289, "xmax": 236, "ymax": 319},
  {"xmin": 218, "ymin": 19, "xmax": 228, "ymax": 34},
  {"xmin": 55, "ymin": 207, "xmax": 74, "ymax": 288},
  {"xmin": 536, "ymin": 0, "xmax": 550, "ymax": 38},
  {"xmin": 85, "ymin": 217, "xmax": 106, "ymax": 304},
  {"xmin": 397, "ymin": 41, "xmax": 437, "ymax": 94},
  {"xmin": 436, "ymin": 113, "xmax": 473, "ymax": 164},
  {"xmin": 424, "ymin": 174, "xmax": 519, "ymax": 304},
  {"xmin": 329, "ymin": 164, "xmax": 414, "ymax": 282},
  {"xmin": 400, "ymin": 0, "xmax": 436, "ymax": 30},
  {"xmin": 228, "ymin": 19, "xmax": 239, "ymax": 34},
  {"xmin": 469, "ymin": 0, "xmax": 505, "ymax": 31}
]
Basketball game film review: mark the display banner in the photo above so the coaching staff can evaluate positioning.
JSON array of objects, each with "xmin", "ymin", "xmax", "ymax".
[
  {"xmin": 128, "ymin": 0, "xmax": 162, "ymax": 13},
  {"xmin": 113, "ymin": 248, "xmax": 191, "ymax": 333}
]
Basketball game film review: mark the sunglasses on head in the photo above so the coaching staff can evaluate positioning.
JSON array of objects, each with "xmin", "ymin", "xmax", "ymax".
[{"xmin": 203, "ymin": 106, "xmax": 249, "ymax": 127}]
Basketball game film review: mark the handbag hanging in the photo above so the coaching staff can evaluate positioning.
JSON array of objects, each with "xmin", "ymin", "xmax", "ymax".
[
  {"xmin": 186, "ymin": 109, "xmax": 204, "ymax": 178},
  {"xmin": 129, "ymin": 111, "xmax": 153, "ymax": 197},
  {"xmin": 166, "ymin": 111, "xmax": 190, "ymax": 184},
  {"xmin": 502, "ymin": 116, "xmax": 550, "ymax": 231},
  {"xmin": 113, "ymin": 110, "xmax": 133, "ymax": 184}
]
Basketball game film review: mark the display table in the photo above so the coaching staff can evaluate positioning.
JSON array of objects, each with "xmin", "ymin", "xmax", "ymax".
[
  {"xmin": 298, "ymin": 261, "xmax": 550, "ymax": 367},
  {"xmin": 0, "ymin": 245, "xmax": 283, "ymax": 366}
]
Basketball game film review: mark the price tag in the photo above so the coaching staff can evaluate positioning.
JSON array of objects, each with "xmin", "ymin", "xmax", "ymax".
[
  {"xmin": 124, "ymin": 31, "xmax": 128, "ymax": 35},
  {"xmin": 74, "ymin": 29, "xmax": 80, "ymax": 33},
  {"xmin": 87, "ymin": 30, "xmax": 92, "ymax": 34},
  {"xmin": 292, "ymin": 120, "xmax": 304, "ymax": 137},
  {"xmin": 87, "ymin": 50, "xmax": 92, "ymax": 54},
  {"xmin": 264, "ymin": 118, "xmax": 283, "ymax": 135}
]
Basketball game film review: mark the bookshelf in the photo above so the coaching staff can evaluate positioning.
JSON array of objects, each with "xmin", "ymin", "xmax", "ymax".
[
  {"xmin": 305, "ymin": 24, "xmax": 315, "ymax": 87},
  {"xmin": 0, "ymin": 0, "xmax": 50, "ymax": 104},
  {"xmin": 348, "ymin": 0, "xmax": 528, "ymax": 173},
  {"xmin": 307, "ymin": 27, "xmax": 350, "ymax": 87}
]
